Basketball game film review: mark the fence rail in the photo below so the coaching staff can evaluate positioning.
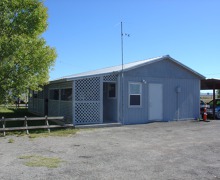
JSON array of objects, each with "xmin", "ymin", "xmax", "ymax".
[{"xmin": 0, "ymin": 116, "xmax": 73, "ymax": 136}]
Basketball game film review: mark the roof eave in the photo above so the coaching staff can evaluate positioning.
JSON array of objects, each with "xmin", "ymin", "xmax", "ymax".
[
  {"xmin": 50, "ymin": 71, "xmax": 120, "ymax": 83},
  {"xmin": 167, "ymin": 56, "xmax": 206, "ymax": 79}
]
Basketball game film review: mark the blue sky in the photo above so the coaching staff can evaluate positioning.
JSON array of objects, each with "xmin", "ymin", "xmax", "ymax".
[{"xmin": 43, "ymin": 0, "xmax": 220, "ymax": 81}]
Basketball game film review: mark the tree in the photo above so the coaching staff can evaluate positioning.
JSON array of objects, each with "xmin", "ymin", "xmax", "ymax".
[{"xmin": 0, "ymin": 0, "xmax": 56, "ymax": 103}]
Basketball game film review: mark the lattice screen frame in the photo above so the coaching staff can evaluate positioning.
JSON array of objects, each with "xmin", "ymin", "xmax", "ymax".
[
  {"xmin": 103, "ymin": 74, "xmax": 118, "ymax": 82},
  {"xmin": 73, "ymin": 76, "xmax": 103, "ymax": 125}
]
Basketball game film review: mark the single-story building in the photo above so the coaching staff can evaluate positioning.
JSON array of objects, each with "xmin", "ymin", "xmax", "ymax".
[{"xmin": 28, "ymin": 55, "xmax": 205, "ymax": 125}]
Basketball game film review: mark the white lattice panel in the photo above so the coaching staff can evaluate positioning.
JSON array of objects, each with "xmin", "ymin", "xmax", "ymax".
[
  {"xmin": 75, "ymin": 102, "xmax": 100, "ymax": 124},
  {"xmin": 103, "ymin": 74, "xmax": 117, "ymax": 82},
  {"xmin": 75, "ymin": 77, "xmax": 100, "ymax": 101},
  {"xmin": 74, "ymin": 77, "xmax": 102, "ymax": 125}
]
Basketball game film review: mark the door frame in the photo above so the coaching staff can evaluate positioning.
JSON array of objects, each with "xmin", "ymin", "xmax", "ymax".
[{"xmin": 148, "ymin": 83, "xmax": 163, "ymax": 121}]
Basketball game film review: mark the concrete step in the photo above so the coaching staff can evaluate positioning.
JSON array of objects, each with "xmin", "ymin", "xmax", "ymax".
[{"xmin": 75, "ymin": 122, "xmax": 122, "ymax": 129}]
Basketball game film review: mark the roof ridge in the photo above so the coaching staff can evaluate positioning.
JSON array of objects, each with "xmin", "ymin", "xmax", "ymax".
[{"xmin": 50, "ymin": 55, "xmax": 205, "ymax": 83}]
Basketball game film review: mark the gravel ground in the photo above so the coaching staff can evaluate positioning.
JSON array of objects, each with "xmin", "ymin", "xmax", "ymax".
[{"xmin": 0, "ymin": 120, "xmax": 220, "ymax": 180}]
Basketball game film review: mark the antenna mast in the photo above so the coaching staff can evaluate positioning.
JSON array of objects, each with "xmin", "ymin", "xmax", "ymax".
[
  {"xmin": 121, "ymin": 22, "xmax": 124, "ymax": 76},
  {"xmin": 121, "ymin": 22, "xmax": 124, "ymax": 124}
]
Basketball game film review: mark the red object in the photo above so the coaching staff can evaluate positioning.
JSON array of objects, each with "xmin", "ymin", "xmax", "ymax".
[{"xmin": 203, "ymin": 107, "xmax": 207, "ymax": 121}]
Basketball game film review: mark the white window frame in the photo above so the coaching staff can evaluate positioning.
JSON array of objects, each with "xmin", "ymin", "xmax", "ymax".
[{"xmin": 128, "ymin": 82, "xmax": 142, "ymax": 108}]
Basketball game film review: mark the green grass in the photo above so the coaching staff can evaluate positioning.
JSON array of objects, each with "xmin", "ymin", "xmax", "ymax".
[
  {"xmin": 8, "ymin": 138, "xmax": 15, "ymax": 143},
  {"xmin": 0, "ymin": 106, "xmax": 35, "ymax": 118},
  {"xmin": 0, "ymin": 106, "xmax": 47, "ymax": 128},
  {"xmin": 19, "ymin": 155, "xmax": 64, "ymax": 168}
]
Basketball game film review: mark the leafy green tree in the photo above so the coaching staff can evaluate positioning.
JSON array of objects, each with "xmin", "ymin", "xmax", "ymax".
[{"xmin": 0, "ymin": 0, "xmax": 56, "ymax": 103}]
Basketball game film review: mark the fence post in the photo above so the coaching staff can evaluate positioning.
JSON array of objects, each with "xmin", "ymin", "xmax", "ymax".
[
  {"xmin": 45, "ymin": 116, "xmax": 50, "ymax": 133},
  {"xmin": 2, "ymin": 117, "xmax": 6, "ymax": 137},
  {"xmin": 24, "ymin": 116, "xmax": 29, "ymax": 135}
]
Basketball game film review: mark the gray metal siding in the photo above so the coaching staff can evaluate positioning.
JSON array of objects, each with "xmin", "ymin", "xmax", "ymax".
[
  {"xmin": 48, "ymin": 81, "xmax": 73, "ymax": 123},
  {"xmin": 163, "ymin": 78, "xmax": 200, "ymax": 121},
  {"xmin": 28, "ymin": 91, "xmax": 45, "ymax": 116},
  {"xmin": 29, "ymin": 81, "xmax": 73, "ymax": 123},
  {"xmin": 60, "ymin": 101, "xmax": 72, "ymax": 123},
  {"xmin": 48, "ymin": 81, "xmax": 73, "ymax": 89},
  {"xmin": 48, "ymin": 100, "xmax": 60, "ymax": 116},
  {"xmin": 29, "ymin": 58, "xmax": 201, "ymax": 125},
  {"xmin": 38, "ymin": 99, "xmax": 44, "ymax": 115},
  {"xmin": 125, "ymin": 59, "xmax": 200, "ymax": 79},
  {"xmin": 121, "ymin": 60, "xmax": 200, "ymax": 124},
  {"xmin": 48, "ymin": 98, "xmax": 73, "ymax": 123},
  {"xmin": 28, "ymin": 96, "xmax": 34, "ymax": 112}
]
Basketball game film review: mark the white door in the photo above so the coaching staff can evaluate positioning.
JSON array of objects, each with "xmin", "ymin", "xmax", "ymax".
[{"xmin": 149, "ymin": 83, "xmax": 163, "ymax": 121}]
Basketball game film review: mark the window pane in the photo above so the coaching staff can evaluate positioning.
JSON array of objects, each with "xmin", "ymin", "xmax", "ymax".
[
  {"xmin": 108, "ymin": 83, "xmax": 116, "ymax": 98},
  {"xmin": 130, "ymin": 84, "xmax": 141, "ymax": 94},
  {"xmin": 61, "ymin": 88, "xmax": 72, "ymax": 101},
  {"xmin": 38, "ymin": 91, "xmax": 44, "ymax": 99},
  {"xmin": 33, "ymin": 91, "xmax": 38, "ymax": 98},
  {"xmin": 49, "ymin": 89, "xmax": 59, "ymax": 100},
  {"xmin": 130, "ymin": 95, "xmax": 140, "ymax": 105}
]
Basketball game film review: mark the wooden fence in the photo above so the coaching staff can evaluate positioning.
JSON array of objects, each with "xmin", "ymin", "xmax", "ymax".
[{"xmin": 0, "ymin": 116, "xmax": 73, "ymax": 136}]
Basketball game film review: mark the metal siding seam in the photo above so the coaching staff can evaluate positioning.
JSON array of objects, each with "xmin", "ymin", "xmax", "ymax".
[
  {"xmin": 100, "ymin": 77, "xmax": 103, "ymax": 123},
  {"xmin": 73, "ymin": 81, "xmax": 76, "ymax": 125},
  {"xmin": 117, "ymin": 76, "xmax": 120, "ymax": 123}
]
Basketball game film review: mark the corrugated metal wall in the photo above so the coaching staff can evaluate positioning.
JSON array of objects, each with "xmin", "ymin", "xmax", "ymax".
[
  {"xmin": 29, "ymin": 81, "xmax": 73, "ymax": 123},
  {"xmin": 28, "ymin": 95, "xmax": 33, "ymax": 112},
  {"xmin": 48, "ymin": 81, "xmax": 73, "ymax": 123},
  {"xmin": 121, "ymin": 59, "xmax": 201, "ymax": 124},
  {"xmin": 28, "ymin": 89, "xmax": 45, "ymax": 116},
  {"xmin": 29, "ymin": 58, "xmax": 201, "ymax": 125}
]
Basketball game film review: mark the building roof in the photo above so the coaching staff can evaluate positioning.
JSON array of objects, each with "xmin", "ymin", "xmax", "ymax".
[
  {"xmin": 201, "ymin": 78, "xmax": 220, "ymax": 90},
  {"xmin": 51, "ymin": 55, "xmax": 205, "ymax": 83}
]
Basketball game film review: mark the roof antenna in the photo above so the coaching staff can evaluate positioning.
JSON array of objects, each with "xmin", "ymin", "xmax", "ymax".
[
  {"xmin": 121, "ymin": 22, "xmax": 130, "ymax": 75},
  {"xmin": 121, "ymin": 22, "xmax": 124, "ymax": 76},
  {"xmin": 120, "ymin": 22, "xmax": 130, "ymax": 124}
]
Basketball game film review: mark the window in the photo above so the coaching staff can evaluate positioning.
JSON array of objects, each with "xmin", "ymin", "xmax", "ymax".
[
  {"xmin": 61, "ymin": 88, "xmax": 72, "ymax": 101},
  {"xmin": 108, "ymin": 83, "xmax": 116, "ymax": 98},
  {"xmin": 129, "ymin": 83, "xmax": 142, "ymax": 106},
  {"xmin": 33, "ymin": 91, "xmax": 38, "ymax": 98},
  {"xmin": 49, "ymin": 89, "xmax": 59, "ymax": 100}
]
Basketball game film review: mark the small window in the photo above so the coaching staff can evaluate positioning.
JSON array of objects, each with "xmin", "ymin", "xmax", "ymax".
[
  {"xmin": 129, "ymin": 83, "xmax": 142, "ymax": 106},
  {"xmin": 33, "ymin": 91, "xmax": 38, "ymax": 98},
  {"xmin": 61, "ymin": 88, "xmax": 72, "ymax": 101},
  {"xmin": 108, "ymin": 83, "xmax": 116, "ymax": 98},
  {"xmin": 49, "ymin": 89, "xmax": 59, "ymax": 100}
]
